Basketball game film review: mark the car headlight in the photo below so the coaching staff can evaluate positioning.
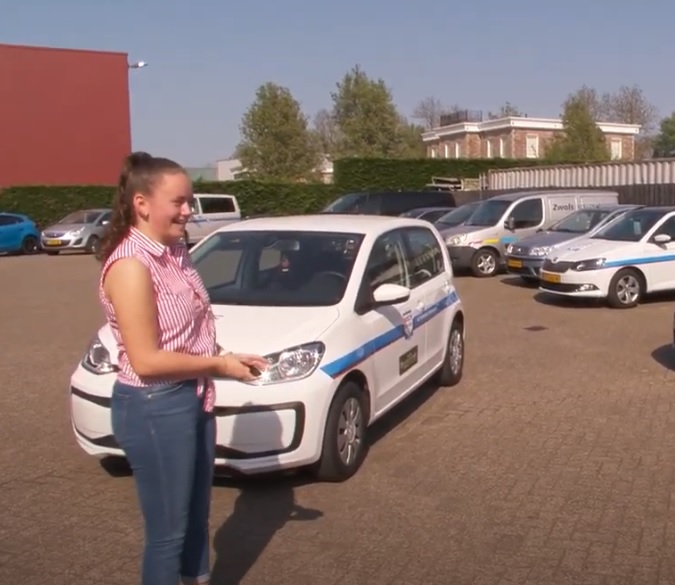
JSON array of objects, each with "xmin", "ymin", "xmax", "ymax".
[
  {"xmin": 572, "ymin": 258, "xmax": 606, "ymax": 271},
  {"xmin": 446, "ymin": 234, "xmax": 467, "ymax": 246},
  {"xmin": 81, "ymin": 335, "xmax": 118, "ymax": 374},
  {"xmin": 506, "ymin": 244, "xmax": 514, "ymax": 254},
  {"xmin": 529, "ymin": 246, "xmax": 552, "ymax": 257},
  {"xmin": 248, "ymin": 342, "xmax": 325, "ymax": 386},
  {"xmin": 69, "ymin": 226, "xmax": 85, "ymax": 236}
]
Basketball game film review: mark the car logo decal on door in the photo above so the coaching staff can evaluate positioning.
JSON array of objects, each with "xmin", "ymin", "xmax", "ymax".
[{"xmin": 403, "ymin": 310, "xmax": 414, "ymax": 339}]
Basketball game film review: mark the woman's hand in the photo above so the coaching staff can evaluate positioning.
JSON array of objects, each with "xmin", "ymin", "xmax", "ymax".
[{"xmin": 212, "ymin": 353, "xmax": 267, "ymax": 381}]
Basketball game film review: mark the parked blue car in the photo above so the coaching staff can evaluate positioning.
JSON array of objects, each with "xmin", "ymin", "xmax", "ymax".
[{"xmin": 0, "ymin": 212, "xmax": 41, "ymax": 254}]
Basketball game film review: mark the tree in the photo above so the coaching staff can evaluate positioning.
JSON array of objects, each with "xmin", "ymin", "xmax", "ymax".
[
  {"xmin": 605, "ymin": 85, "xmax": 659, "ymax": 158},
  {"xmin": 395, "ymin": 116, "xmax": 426, "ymax": 157},
  {"xmin": 412, "ymin": 97, "xmax": 443, "ymax": 129},
  {"xmin": 237, "ymin": 82, "xmax": 321, "ymax": 181},
  {"xmin": 653, "ymin": 113, "xmax": 675, "ymax": 157},
  {"xmin": 564, "ymin": 84, "xmax": 659, "ymax": 158},
  {"xmin": 330, "ymin": 65, "xmax": 405, "ymax": 158},
  {"xmin": 546, "ymin": 96, "xmax": 610, "ymax": 163},
  {"xmin": 488, "ymin": 101, "xmax": 523, "ymax": 119},
  {"xmin": 312, "ymin": 108, "xmax": 340, "ymax": 157},
  {"xmin": 564, "ymin": 85, "xmax": 611, "ymax": 121}
]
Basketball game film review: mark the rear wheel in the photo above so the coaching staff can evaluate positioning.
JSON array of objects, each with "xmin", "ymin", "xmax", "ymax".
[
  {"xmin": 433, "ymin": 317, "xmax": 464, "ymax": 387},
  {"xmin": 471, "ymin": 248, "xmax": 499, "ymax": 277},
  {"xmin": 21, "ymin": 235, "xmax": 38, "ymax": 254},
  {"xmin": 314, "ymin": 381, "xmax": 369, "ymax": 482}
]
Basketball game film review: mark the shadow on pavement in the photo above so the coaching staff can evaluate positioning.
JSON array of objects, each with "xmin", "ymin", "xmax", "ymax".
[{"xmin": 651, "ymin": 344, "xmax": 675, "ymax": 371}]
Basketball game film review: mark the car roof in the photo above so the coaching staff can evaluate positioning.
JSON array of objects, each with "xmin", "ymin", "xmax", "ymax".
[
  {"xmin": 636, "ymin": 206, "xmax": 675, "ymax": 213},
  {"xmin": 0, "ymin": 211, "xmax": 27, "ymax": 219},
  {"xmin": 489, "ymin": 190, "xmax": 619, "ymax": 203},
  {"xmin": 215, "ymin": 214, "xmax": 437, "ymax": 236}
]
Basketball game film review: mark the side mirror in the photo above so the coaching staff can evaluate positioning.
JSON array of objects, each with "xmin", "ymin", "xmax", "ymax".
[
  {"xmin": 101, "ymin": 220, "xmax": 110, "ymax": 226},
  {"xmin": 505, "ymin": 217, "xmax": 515, "ymax": 231},
  {"xmin": 372, "ymin": 283, "xmax": 410, "ymax": 306},
  {"xmin": 653, "ymin": 233, "xmax": 671, "ymax": 244}
]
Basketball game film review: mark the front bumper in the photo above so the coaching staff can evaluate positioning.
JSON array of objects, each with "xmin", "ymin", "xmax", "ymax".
[
  {"xmin": 505, "ymin": 255, "xmax": 544, "ymax": 278},
  {"xmin": 447, "ymin": 245, "xmax": 480, "ymax": 269},
  {"xmin": 69, "ymin": 366, "xmax": 334, "ymax": 476},
  {"xmin": 538, "ymin": 268, "xmax": 609, "ymax": 298},
  {"xmin": 41, "ymin": 235, "xmax": 88, "ymax": 251}
]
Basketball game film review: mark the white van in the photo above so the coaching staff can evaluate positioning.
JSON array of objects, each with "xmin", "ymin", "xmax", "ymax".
[
  {"xmin": 439, "ymin": 190, "xmax": 619, "ymax": 277},
  {"xmin": 185, "ymin": 193, "xmax": 241, "ymax": 245}
]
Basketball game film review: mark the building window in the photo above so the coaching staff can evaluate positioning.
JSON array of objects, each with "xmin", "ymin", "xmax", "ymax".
[
  {"xmin": 454, "ymin": 142, "xmax": 461, "ymax": 158},
  {"xmin": 443, "ymin": 143, "xmax": 449, "ymax": 158},
  {"xmin": 486, "ymin": 140, "xmax": 492, "ymax": 158},
  {"xmin": 610, "ymin": 138, "xmax": 622, "ymax": 160},
  {"xmin": 430, "ymin": 147, "xmax": 436, "ymax": 158},
  {"xmin": 525, "ymin": 135, "xmax": 539, "ymax": 158},
  {"xmin": 499, "ymin": 137, "xmax": 506, "ymax": 158}
]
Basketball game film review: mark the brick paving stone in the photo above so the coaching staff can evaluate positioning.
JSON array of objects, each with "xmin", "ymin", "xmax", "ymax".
[{"xmin": 4, "ymin": 256, "xmax": 675, "ymax": 584}]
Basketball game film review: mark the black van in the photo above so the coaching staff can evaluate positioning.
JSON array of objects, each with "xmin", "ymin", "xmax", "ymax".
[{"xmin": 322, "ymin": 190, "xmax": 456, "ymax": 216}]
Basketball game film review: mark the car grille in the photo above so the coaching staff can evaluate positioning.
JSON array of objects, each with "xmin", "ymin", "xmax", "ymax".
[
  {"xmin": 542, "ymin": 259, "xmax": 574, "ymax": 273},
  {"xmin": 43, "ymin": 231, "xmax": 65, "ymax": 238}
]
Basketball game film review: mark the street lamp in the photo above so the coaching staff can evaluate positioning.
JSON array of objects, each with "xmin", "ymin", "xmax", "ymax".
[{"xmin": 128, "ymin": 61, "xmax": 148, "ymax": 69}]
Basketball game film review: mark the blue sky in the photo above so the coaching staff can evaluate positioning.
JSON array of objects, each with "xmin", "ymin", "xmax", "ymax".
[{"xmin": 4, "ymin": 0, "xmax": 674, "ymax": 167}]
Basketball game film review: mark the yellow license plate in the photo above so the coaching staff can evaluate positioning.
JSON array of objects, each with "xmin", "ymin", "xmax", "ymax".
[
  {"xmin": 541, "ymin": 271, "xmax": 561, "ymax": 283},
  {"xmin": 45, "ymin": 239, "xmax": 62, "ymax": 246},
  {"xmin": 507, "ymin": 258, "xmax": 522, "ymax": 268}
]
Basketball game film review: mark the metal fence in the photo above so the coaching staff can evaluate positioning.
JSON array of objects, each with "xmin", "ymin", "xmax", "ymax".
[{"xmin": 451, "ymin": 183, "xmax": 675, "ymax": 207}]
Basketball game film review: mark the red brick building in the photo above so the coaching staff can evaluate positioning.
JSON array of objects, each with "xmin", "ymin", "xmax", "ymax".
[
  {"xmin": 0, "ymin": 43, "xmax": 131, "ymax": 187},
  {"xmin": 423, "ymin": 112, "xmax": 641, "ymax": 161}
]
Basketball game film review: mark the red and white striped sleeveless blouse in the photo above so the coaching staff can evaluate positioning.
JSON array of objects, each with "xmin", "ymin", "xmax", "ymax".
[{"xmin": 99, "ymin": 227, "xmax": 216, "ymax": 411}]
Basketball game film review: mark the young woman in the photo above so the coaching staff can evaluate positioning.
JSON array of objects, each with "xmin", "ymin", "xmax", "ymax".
[{"xmin": 97, "ymin": 151, "xmax": 267, "ymax": 585}]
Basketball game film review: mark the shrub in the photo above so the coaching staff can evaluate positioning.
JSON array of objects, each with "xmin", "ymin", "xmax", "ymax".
[
  {"xmin": 332, "ymin": 157, "xmax": 554, "ymax": 191},
  {"xmin": 0, "ymin": 181, "xmax": 341, "ymax": 227}
]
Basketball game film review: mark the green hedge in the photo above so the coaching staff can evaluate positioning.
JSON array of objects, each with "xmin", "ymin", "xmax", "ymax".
[
  {"xmin": 332, "ymin": 158, "xmax": 555, "ymax": 191},
  {"xmin": 0, "ymin": 181, "xmax": 341, "ymax": 228}
]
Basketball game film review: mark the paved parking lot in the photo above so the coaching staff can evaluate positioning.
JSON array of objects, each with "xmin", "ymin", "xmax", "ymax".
[{"xmin": 3, "ymin": 253, "xmax": 675, "ymax": 584}]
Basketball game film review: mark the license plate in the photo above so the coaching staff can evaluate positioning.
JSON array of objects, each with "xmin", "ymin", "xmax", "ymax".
[
  {"xmin": 507, "ymin": 258, "xmax": 522, "ymax": 268},
  {"xmin": 45, "ymin": 239, "xmax": 62, "ymax": 246},
  {"xmin": 540, "ymin": 271, "xmax": 561, "ymax": 283}
]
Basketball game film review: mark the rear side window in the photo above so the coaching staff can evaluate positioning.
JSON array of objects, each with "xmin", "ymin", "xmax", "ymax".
[
  {"xmin": 0, "ymin": 215, "xmax": 20, "ymax": 226},
  {"xmin": 403, "ymin": 227, "xmax": 444, "ymax": 287},
  {"xmin": 199, "ymin": 197, "xmax": 236, "ymax": 214}
]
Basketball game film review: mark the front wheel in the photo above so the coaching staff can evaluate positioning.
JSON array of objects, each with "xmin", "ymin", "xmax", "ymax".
[
  {"xmin": 313, "ymin": 381, "xmax": 369, "ymax": 482},
  {"xmin": 607, "ymin": 268, "xmax": 643, "ymax": 308},
  {"xmin": 471, "ymin": 248, "xmax": 499, "ymax": 278}
]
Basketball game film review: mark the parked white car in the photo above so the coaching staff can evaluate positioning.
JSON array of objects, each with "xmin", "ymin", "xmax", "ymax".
[
  {"xmin": 70, "ymin": 215, "xmax": 466, "ymax": 481},
  {"xmin": 539, "ymin": 206, "xmax": 675, "ymax": 308},
  {"xmin": 184, "ymin": 193, "xmax": 241, "ymax": 245}
]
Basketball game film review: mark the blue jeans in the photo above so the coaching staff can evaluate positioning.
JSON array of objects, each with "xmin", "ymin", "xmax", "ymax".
[{"xmin": 111, "ymin": 379, "xmax": 215, "ymax": 585}]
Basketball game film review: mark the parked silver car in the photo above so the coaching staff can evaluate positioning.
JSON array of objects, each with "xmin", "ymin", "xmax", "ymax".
[
  {"xmin": 41, "ymin": 208, "xmax": 112, "ymax": 255},
  {"xmin": 504, "ymin": 204, "xmax": 643, "ymax": 282}
]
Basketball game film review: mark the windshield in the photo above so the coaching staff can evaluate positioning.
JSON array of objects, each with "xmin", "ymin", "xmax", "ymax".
[
  {"xmin": 191, "ymin": 230, "xmax": 364, "ymax": 306},
  {"xmin": 591, "ymin": 209, "xmax": 664, "ymax": 242},
  {"xmin": 464, "ymin": 200, "xmax": 511, "ymax": 227},
  {"xmin": 435, "ymin": 202, "xmax": 480, "ymax": 228},
  {"xmin": 549, "ymin": 209, "xmax": 612, "ymax": 234},
  {"xmin": 322, "ymin": 193, "xmax": 367, "ymax": 213},
  {"xmin": 59, "ymin": 210, "xmax": 102, "ymax": 224}
]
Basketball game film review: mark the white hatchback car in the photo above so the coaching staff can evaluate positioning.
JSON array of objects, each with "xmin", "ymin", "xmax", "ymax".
[
  {"xmin": 539, "ymin": 206, "xmax": 675, "ymax": 308},
  {"xmin": 70, "ymin": 215, "xmax": 466, "ymax": 481}
]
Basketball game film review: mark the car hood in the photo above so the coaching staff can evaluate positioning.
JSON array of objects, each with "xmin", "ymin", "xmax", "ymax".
[
  {"xmin": 512, "ymin": 230, "xmax": 584, "ymax": 251},
  {"xmin": 97, "ymin": 305, "xmax": 341, "ymax": 363},
  {"xmin": 549, "ymin": 238, "xmax": 636, "ymax": 262},
  {"xmin": 43, "ymin": 223, "xmax": 88, "ymax": 233},
  {"xmin": 437, "ymin": 224, "xmax": 487, "ymax": 239}
]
